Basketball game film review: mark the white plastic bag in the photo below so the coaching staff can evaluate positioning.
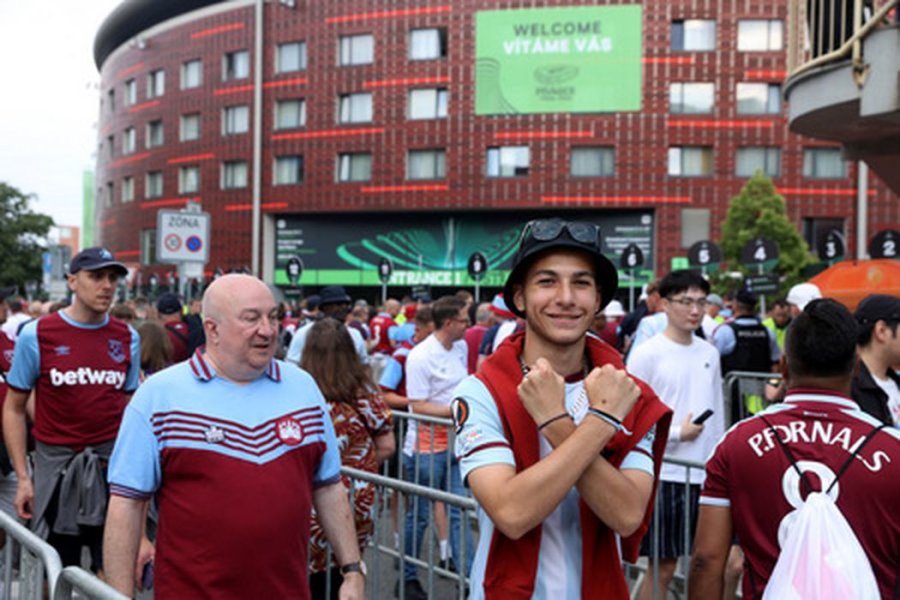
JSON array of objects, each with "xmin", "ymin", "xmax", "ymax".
[{"xmin": 762, "ymin": 492, "xmax": 880, "ymax": 600}]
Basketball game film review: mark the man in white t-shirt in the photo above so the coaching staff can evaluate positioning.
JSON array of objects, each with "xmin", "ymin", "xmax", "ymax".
[
  {"xmin": 627, "ymin": 270, "xmax": 725, "ymax": 600},
  {"xmin": 401, "ymin": 295, "xmax": 472, "ymax": 599},
  {"xmin": 852, "ymin": 294, "xmax": 900, "ymax": 427}
]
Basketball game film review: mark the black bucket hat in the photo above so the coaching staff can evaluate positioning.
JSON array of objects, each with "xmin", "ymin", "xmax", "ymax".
[{"xmin": 503, "ymin": 218, "xmax": 618, "ymax": 318}]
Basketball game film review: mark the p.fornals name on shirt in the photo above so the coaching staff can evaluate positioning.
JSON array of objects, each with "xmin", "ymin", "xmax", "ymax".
[{"xmin": 49, "ymin": 367, "xmax": 126, "ymax": 389}]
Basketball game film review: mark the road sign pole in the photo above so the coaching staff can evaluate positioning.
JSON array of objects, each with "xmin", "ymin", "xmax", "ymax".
[
  {"xmin": 628, "ymin": 269, "xmax": 635, "ymax": 312},
  {"xmin": 475, "ymin": 280, "xmax": 480, "ymax": 304},
  {"xmin": 382, "ymin": 282, "xmax": 387, "ymax": 306},
  {"xmin": 757, "ymin": 263, "xmax": 767, "ymax": 318}
]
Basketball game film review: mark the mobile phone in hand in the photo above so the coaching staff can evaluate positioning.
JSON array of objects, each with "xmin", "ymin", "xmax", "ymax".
[
  {"xmin": 692, "ymin": 409, "xmax": 714, "ymax": 425},
  {"xmin": 141, "ymin": 561, "xmax": 154, "ymax": 590}
]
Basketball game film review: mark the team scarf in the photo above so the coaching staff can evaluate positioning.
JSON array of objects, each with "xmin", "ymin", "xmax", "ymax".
[{"xmin": 475, "ymin": 331, "xmax": 672, "ymax": 599}]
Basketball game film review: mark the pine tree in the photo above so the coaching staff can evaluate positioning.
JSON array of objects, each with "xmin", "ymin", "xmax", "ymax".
[{"xmin": 0, "ymin": 183, "xmax": 54, "ymax": 290}]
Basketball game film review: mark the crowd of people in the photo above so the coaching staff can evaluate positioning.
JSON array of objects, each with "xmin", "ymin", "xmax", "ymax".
[{"xmin": 0, "ymin": 227, "xmax": 897, "ymax": 599}]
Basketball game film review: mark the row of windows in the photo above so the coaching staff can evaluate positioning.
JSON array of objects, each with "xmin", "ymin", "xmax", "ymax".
[
  {"xmin": 107, "ymin": 28, "xmax": 447, "ymax": 110},
  {"xmin": 105, "ymin": 145, "xmax": 849, "ymax": 205},
  {"xmin": 106, "ymin": 17, "xmax": 781, "ymax": 110},
  {"xmin": 108, "ymin": 80, "xmax": 779, "ymax": 157}
]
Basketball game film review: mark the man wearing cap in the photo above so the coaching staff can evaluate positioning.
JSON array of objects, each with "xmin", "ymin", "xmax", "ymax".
[
  {"xmin": 156, "ymin": 293, "xmax": 191, "ymax": 363},
  {"xmin": 713, "ymin": 289, "xmax": 780, "ymax": 423},
  {"xmin": 104, "ymin": 274, "xmax": 364, "ymax": 599},
  {"xmin": 852, "ymin": 294, "xmax": 900, "ymax": 427},
  {"xmin": 451, "ymin": 219, "xmax": 671, "ymax": 599},
  {"xmin": 785, "ymin": 282, "xmax": 822, "ymax": 317},
  {"xmin": 701, "ymin": 293, "xmax": 725, "ymax": 339},
  {"xmin": 286, "ymin": 285, "xmax": 368, "ymax": 366},
  {"xmin": 3, "ymin": 247, "xmax": 140, "ymax": 570}
]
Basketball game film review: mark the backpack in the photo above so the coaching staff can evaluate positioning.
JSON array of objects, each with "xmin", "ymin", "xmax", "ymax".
[{"xmin": 759, "ymin": 416, "xmax": 885, "ymax": 600}]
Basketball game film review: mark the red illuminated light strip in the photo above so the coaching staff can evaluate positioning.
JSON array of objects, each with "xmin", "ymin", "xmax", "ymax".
[
  {"xmin": 167, "ymin": 153, "xmax": 216, "ymax": 165},
  {"xmin": 667, "ymin": 120, "xmax": 777, "ymax": 128},
  {"xmin": 272, "ymin": 127, "xmax": 384, "ymax": 141},
  {"xmin": 110, "ymin": 152, "xmax": 152, "ymax": 168},
  {"xmin": 495, "ymin": 131, "xmax": 594, "ymax": 140},
  {"xmin": 364, "ymin": 76, "xmax": 449, "ymax": 89},
  {"xmin": 362, "ymin": 184, "xmax": 450, "ymax": 193},
  {"xmin": 101, "ymin": 218, "xmax": 116, "ymax": 227},
  {"xmin": 263, "ymin": 78, "xmax": 308, "ymax": 89},
  {"xmin": 745, "ymin": 70, "xmax": 787, "ymax": 79},
  {"xmin": 213, "ymin": 84, "xmax": 254, "ymax": 96},
  {"xmin": 326, "ymin": 5, "xmax": 450, "ymax": 24},
  {"xmin": 140, "ymin": 198, "xmax": 190, "ymax": 209},
  {"xmin": 191, "ymin": 22, "xmax": 245, "ymax": 39},
  {"xmin": 116, "ymin": 249, "xmax": 141, "ymax": 258},
  {"xmin": 542, "ymin": 195, "xmax": 692, "ymax": 204},
  {"xmin": 117, "ymin": 63, "xmax": 145, "ymax": 79},
  {"xmin": 778, "ymin": 187, "xmax": 875, "ymax": 197},
  {"xmin": 643, "ymin": 57, "xmax": 695, "ymax": 64},
  {"xmin": 128, "ymin": 100, "xmax": 161, "ymax": 113},
  {"xmin": 224, "ymin": 202, "xmax": 289, "ymax": 212}
]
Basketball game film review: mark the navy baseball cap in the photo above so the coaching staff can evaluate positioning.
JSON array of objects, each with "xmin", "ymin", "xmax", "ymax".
[
  {"xmin": 0, "ymin": 286, "xmax": 16, "ymax": 302},
  {"xmin": 855, "ymin": 294, "xmax": 900, "ymax": 324},
  {"xmin": 156, "ymin": 292, "xmax": 183, "ymax": 315},
  {"xmin": 68, "ymin": 247, "xmax": 128, "ymax": 277},
  {"xmin": 318, "ymin": 285, "xmax": 351, "ymax": 306}
]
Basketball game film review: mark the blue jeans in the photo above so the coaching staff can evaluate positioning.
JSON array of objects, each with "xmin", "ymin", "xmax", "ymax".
[{"xmin": 402, "ymin": 452, "xmax": 473, "ymax": 580}]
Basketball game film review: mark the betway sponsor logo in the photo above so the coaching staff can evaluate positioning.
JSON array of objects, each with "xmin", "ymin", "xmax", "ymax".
[{"xmin": 49, "ymin": 368, "xmax": 125, "ymax": 389}]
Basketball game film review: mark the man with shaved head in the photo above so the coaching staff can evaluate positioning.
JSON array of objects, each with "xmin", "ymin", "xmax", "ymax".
[{"xmin": 104, "ymin": 275, "xmax": 365, "ymax": 599}]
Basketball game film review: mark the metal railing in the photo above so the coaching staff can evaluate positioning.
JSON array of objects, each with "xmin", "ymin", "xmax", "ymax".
[
  {"xmin": 0, "ymin": 510, "xmax": 62, "ymax": 599},
  {"xmin": 723, "ymin": 371, "xmax": 782, "ymax": 425},
  {"xmin": 788, "ymin": 0, "xmax": 899, "ymax": 83},
  {"xmin": 54, "ymin": 566, "xmax": 129, "ymax": 600}
]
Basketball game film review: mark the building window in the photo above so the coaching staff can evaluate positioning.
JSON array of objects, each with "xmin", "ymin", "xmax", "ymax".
[
  {"xmin": 681, "ymin": 208, "xmax": 711, "ymax": 248},
  {"xmin": 735, "ymin": 147, "xmax": 782, "ymax": 177},
  {"xmin": 737, "ymin": 19, "xmax": 784, "ymax": 51},
  {"xmin": 105, "ymin": 182, "xmax": 114, "ymax": 208},
  {"xmin": 409, "ymin": 28, "xmax": 447, "ymax": 60},
  {"xmin": 140, "ymin": 229, "xmax": 156, "ymax": 266},
  {"xmin": 336, "ymin": 153, "xmax": 372, "ymax": 182},
  {"xmin": 486, "ymin": 146, "xmax": 530, "ymax": 177},
  {"xmin": 223, "ymin": 50, "xmax": 250, "ymax": 81},
  {"xmin": 180, "ymin": 113, "xmax": 201, "ymax": 141},
  {"xmin": 124, "ymin": 79, "xmax": 137, "ymax": 106},
  {"xmin": 570, "ymin": 147, "xmax": 615, "ymax": 177},
  {"xmin": 274, "ymin": 155, "xmax": 304, "ymax": 185},
  {"xmin": 146, "ymin": 120, "xmax": 164, "ymax": 148},
  {"xmin": 339, "ymin": 34, "xmax": 374, "ymax": 66},
  {"xmin": 179, "ymin": 166, "xmax": 200, "ymax": 194},
  {"xmin": 222, "ymin": 161, "xmax": 248, "ymax": 189},
  {"xmin": 669, "ymin": 82, "xmax": 715, "ymax": 114},
  {"xmin": 147, "ymin": 69, "xmax": 165, "ymax": 99},
  {"xmin": 668, "ymin": 146, "xmax": 713, "ymax": 177},
  {"xmin": 222, "ymin": 105, "xmax": 250, "ymax": 135},
  {"xmin": 181, "ymin": 59, "xmax": 203, "ymax": 89},
  {"xmin": 407, "ymin": 149, "xmax": 446, "ymax": 180},
  {"xmin": 107, "ymin": 88, "xmax": 115, "ymax": 111},
  {"xmin": 276, "ymin": 41, "xmax": 307, "ymax": 73},
  {"xmin": 275, "ymin": 99, "xmax": 306, "ymax": 129},
  {"xmin": 736, "ymin": 83, "xmax": 781, "ymax": 115},
  {"xmin": 802, "ymin": 148, "xmax": 847, "ymax": 178},
  {"xmin": 145, "ymin": 171, "xmax": 163, "ymax": 199},
  {"xmin": 106, "ymin": 134, "xmax": 114, "ymax": 159},
  {"xmin": 123, "ymin": 127, "xmax": 136, "ymax": 154},
  {"xmin": 338, "ymin": 93, "xmax": 373, "ymax": 124},
  {"xmin": 408, "ymin": 88, "xmax": 448, "ymax": 120},
  {"xmin": 122, "ymin": 177, "xmax": 134, "ymax": 203},
  {"xmin": 672, "ymin": 20, "xmax": 716, "ymax": 51}
]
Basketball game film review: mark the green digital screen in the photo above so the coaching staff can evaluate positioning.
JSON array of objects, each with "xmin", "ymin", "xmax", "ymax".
[{"xmin": 475, "ymin": 6, "xmax": 643, "ymax": 115}]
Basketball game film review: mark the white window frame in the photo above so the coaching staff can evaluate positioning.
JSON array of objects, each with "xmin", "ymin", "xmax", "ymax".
[
  {"xmin": 407, "ymin": 149, "xmax": 447, "ymax": 180},
  {"xmin": 274, "ymin": 155, "xmax": 304, "ymax": 185},
  {"xmin": 181, "ymin": 59, "xmax": 203, "ymax": 89},
  {"xmin": 222, "ymin": 105, "xmax": 250, "ymax": 135},
  {"xmin": 339, "ymin": 34, "xmax": 374, "ymax": 66},
  {"xmin": 669, "ymin": 82, "xmax": 715, "ymax": 114},
  {"xmin": 145, "ymin": 171, "xmax": 163, "ymax": 199},
  {"xmin": 737, "ymin": 19, "xmax": 784, "ymax": 51},
  {"xmin": 221, "ymin": 161, "xmax": 249, "ymax": 189},
  {"xmin": 180, "ymin": 113, "xmax": 201, "ymax": 142},
  {"xmin": 408, "ymin": 88, "xmax": 448, "ymax": 120},
  {"xmin": 570, "ymin": 147, "xmax": 615, "ymax": 177},
  {"xmin": 146, "ymin": 120, "xmax": 164, "ymax": 148},
  {"xmin": 274, "ymin": 99, "xmax": 306, "ymax": 130},
  {"xmin": 124, "ymin": 79, "xmax": 137, "ymax": 106},
  {"xmin": 668, "ymin": 146, "xmax": 714, "ymax": 177},
  {"xmin": 147, "ymin": 69, "xmax": 165, "ymax": 99},
  {"xmin": 672, "ymin": 19, "xmax": 716, "ymax": 51},
  {"xmin": 338, "ymin": 92, "xmax": 373, "ymax": 124},
  {"xmin": 486, "ymin": 146, "xmax": 530, "ymax": 178},
  {"xmin": 121, "ymin": 177, "xmax": 134, "ymax": 203},
  {"xmin": 179, "ymin": 165, "xmax": 201, "ymax": 194},
  {"xmin": 735, "ymin": 147, "xmax": 782, "ymax": 177},
  {"xmin": 802, "ymin": 148, "xmax": 848, "ymax": 179},
  {"xmin": 736, "ymin": 82, "xmax": 781, "ymax": 115},
  {"xmin": 409, "ymin": 28, "xmax": 447, "ymax": 60},
  {"xmin": 336, "ymin": 153, "xmax": 372, "ymax": 182},
  {"xmin": 123, "ymin": 127, "xmax": 136, "ymax": 155},
  {"xmin": 276, "ymin": 41, "xmax": 307, "ymax": 73},
  {"xmin": 223, "ymin": 50, "xmax": 250, "ymax": 81}
]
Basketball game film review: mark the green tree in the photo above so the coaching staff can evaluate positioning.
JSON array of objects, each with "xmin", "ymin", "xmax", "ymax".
[
  {"xmin": 717, "ymin": 172, "xmax": 816, "ymax": 298},
  {"xmin": 0, "ymin": 183, "xmax": 54, "ymax": 291}
]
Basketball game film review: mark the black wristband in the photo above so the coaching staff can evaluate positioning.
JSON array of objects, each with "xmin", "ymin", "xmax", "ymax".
[
  {"xmin": 537, "ymin": 413, "xmax": 572, "ymax": 431},
  {"xmin": 586, "ymin": 407, "xmax": 623, "ymax": 431}
]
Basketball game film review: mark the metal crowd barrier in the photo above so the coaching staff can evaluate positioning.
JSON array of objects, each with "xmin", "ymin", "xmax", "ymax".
[
  {"xmin": 723, "ymin": 371, "xmax": 783, "ymax": 425},
  {"xmin": 0, "ymin": 509, "xmax": 62, "ymax": 599},
  {"xmin": 54, "ymin": 566, "xmax": 129, "ymax": 600}
]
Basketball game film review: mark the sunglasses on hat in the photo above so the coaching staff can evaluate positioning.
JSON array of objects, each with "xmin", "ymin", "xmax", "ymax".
[{"xmin": 519, "ymin": 219, "xmax": 600, "ymax": 248}]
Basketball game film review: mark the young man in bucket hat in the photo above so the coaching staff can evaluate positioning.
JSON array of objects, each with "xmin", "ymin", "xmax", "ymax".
[{"xmin": 451, "ymin": 218, "xmax": 672, "ymax": 599}]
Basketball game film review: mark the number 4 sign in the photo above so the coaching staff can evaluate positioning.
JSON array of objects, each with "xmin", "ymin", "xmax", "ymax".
[{"xmin": 741, "ymin": 237, "xmax": 779, "ymax": 266}]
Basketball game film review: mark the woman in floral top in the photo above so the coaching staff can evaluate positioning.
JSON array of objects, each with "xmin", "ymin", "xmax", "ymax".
[{"xmin": 300, "ymin": 318, "xmax": 395, "ymax": 599}]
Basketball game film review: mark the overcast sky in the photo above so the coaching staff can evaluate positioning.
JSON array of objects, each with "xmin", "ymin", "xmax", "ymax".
[{"xmin": 0, "ymin": 0, "xmax": 120, "ymax": 231}]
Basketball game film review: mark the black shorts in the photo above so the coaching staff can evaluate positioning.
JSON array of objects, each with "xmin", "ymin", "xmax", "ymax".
[{"xmin": 640, "ymin": 481, "xmax": 701, "ymax": 560}]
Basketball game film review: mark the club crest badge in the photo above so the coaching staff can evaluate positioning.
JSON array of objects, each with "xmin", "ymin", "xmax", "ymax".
[
  {"xmin": 276, "ymin": 417, "xmax": 303, "ymax": 445},
  {"xmin": 54, "ymin": 346, "xmax": 70, "ymax": 356},
  {"xmin": 2, "ymin": 349, "xmax": 13, "ymax": 365},
  {"xmin": 107, "ymin": 339, "xmax": 126, "ymax": 363},
  {"xmin": 205, "ymin": 425, "xmax": 225, "ymax": 444}
]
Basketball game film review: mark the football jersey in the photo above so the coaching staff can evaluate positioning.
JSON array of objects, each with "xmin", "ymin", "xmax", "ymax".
[
  {"xmin": 0, "ymin": 333, "xmax": 14, "ymax": 435},
  {"xmin": 369, "ymin": 313, "xmax": 397, "ymax": 355},
  {"xmin": 7, "ymin": 311, "xmax": 139, "ymax": 448},
  {"xmin": 701, "ymin": 390, "xmax": 900, "ymax": 599},
  {"xmin": 109, "ymin": 353, "xmax": 341, "ymax": 599}
]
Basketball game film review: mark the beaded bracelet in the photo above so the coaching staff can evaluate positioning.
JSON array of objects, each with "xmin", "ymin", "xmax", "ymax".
[
  {"xmin": 537, "ymin": 413, "xmax": 572, "ymax": 431},
  {"xmin": 586, "ymin": 407, "xmax": 624, "ymax": 432}
]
